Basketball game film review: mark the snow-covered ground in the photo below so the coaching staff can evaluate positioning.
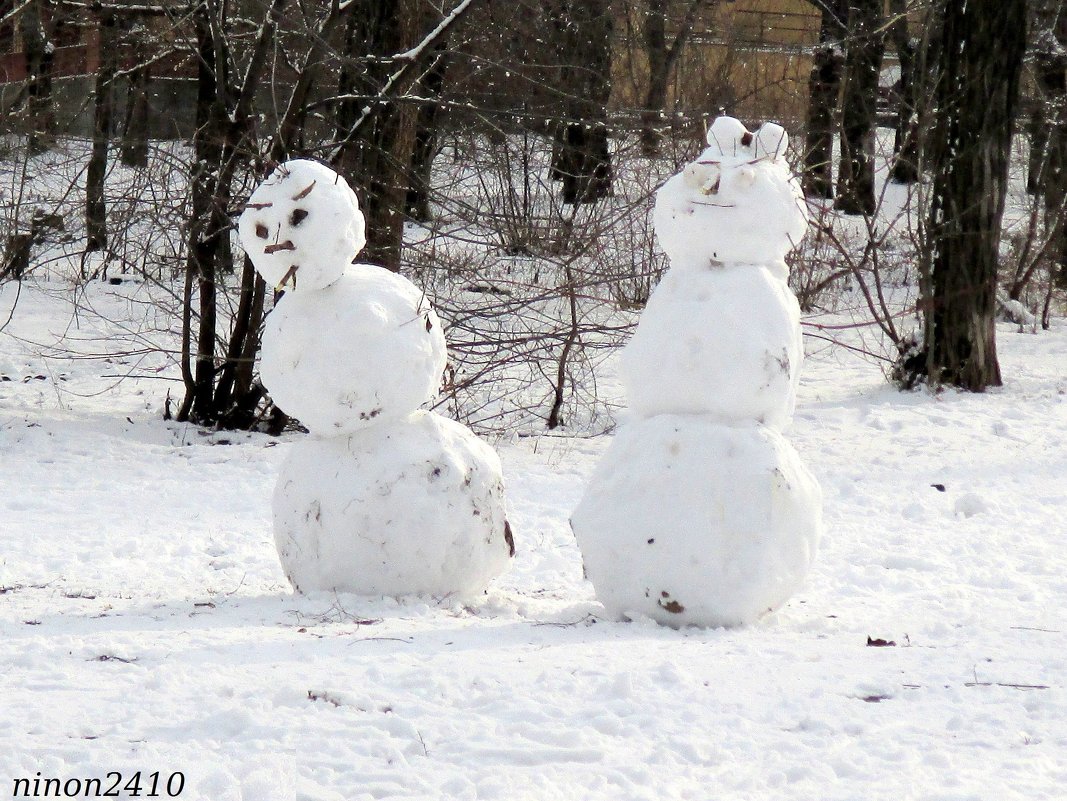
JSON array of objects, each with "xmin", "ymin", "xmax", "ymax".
[{"xmin": 1, "ymin": 278, "xmax": 1064, "ymax": 800}]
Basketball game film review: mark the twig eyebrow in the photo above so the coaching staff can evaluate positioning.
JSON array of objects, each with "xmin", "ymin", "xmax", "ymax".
[{"xmin": 292, "ymin": 181, "xmax": 317, "ymax": 200}]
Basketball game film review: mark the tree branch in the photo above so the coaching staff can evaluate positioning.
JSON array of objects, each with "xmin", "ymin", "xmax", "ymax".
[
  {"xmin": 327, "ymin": 0, "xmax": 481, "ymax": 165},
  {"xmin": 270, "ymin": 0, "xmax": 355, "ymax": 161}
]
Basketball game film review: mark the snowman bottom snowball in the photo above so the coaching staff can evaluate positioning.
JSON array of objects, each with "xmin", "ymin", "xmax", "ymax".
[
  {"xmin": 274, "ymin": 411, "xmax": 514, "ymax": 598},
  {"xmin": 571, "ymin": 416, "xmax": 822, "ymax": 628}
]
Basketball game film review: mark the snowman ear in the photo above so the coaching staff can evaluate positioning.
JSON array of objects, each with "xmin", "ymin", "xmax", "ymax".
[
  {"xmin": 754, "ymin": 122, "xmax": 788, "ymax": 161},
  {"xmin": 706, "ymin": 115, "xmax": 751, "ymax": 157}
]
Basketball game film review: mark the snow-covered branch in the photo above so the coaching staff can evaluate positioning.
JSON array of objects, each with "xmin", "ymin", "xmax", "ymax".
[
  {"xmin": 55, "ymin": 0, "xmax": 191, "ymax": 15},
  {"xmin": 327, "ymin": 0, "xmax": 480, "ymax": 165},
  {"xmin": 232, "ymin": 0, "xmax": 288, "ymax": 125},
  {"xmin": 270, "ymin": 0, "xmax": 355, "ymax": 160},
  {"xmin": 0, "ymin": 0, "xmax": 34, "ymax": 27}
]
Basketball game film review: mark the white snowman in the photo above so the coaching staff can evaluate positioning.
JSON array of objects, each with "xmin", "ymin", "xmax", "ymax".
[
  {"xmin": 572, "ymin": 117, "xmax": 822, "ymax": 628},
  {"xmin": 240, "ymin": 159, "xmax": 514, "ymax": 598}
]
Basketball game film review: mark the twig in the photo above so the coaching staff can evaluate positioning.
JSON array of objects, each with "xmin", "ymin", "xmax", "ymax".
[
  {"xmin": 532, "ymin": 614, "xmax": 599, "ymax": 627},
  {"xmin": 92, "ymin": 654, "xmax": 139, "ymax": 664},
  {"xmin": 964, "ymin": 682, "xmax": 1050, "ymax": 691},
  {"xmin": 308, "ymin": 690, "xmax": 342, "ymax": 706}
]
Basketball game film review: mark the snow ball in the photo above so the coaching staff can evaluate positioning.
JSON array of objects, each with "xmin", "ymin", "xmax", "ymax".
[
  {"xmin": 273, "ymin": 411, "xmax": 514, "ymax": 598},
  {"xmin": 620, "ymin": 266, "xmax": 802, "ymax": 429},
  {"xmin": 655, "ymin": 118, "xmax": 807, "ymax": 269},
  {"xmin": 239, "ymin": 159, "xmax": 365, "ymax": 293},
  {"xmin": 260, "ymin": 264, "xmax": 446, "ymax": 434},
  {"xmin": 953, "ymin": 492, "xmax": 989, "ymax": 518},
  {"xmin": 571, "ymin": 417, "xmax": 822, "ymax": 628}
]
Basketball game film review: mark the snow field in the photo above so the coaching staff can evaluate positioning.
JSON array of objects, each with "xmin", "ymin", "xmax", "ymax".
[{"xmin": 1, "ymin": 279, "xmax": 1066, "ymax": 799}]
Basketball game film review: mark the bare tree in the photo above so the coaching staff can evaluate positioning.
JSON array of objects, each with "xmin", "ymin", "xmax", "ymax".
[
  {"xmin": 911, "ymin": 0, "xmax": 1026, "ymax": 390},
  {"xmin": 405, "ymin": 40, "xmax": 450, "ymax": 222},
  {"xmin": 331, "ymin": 0, "xmax": 481, "ymax": 270},
  {"xmin": 637, "ymin": 0, "xmax": 704, "ymax": 158},
  {"xmin": 886, "ymin": 0, "xmax": 919, "ymax": 184},
  {"xmin": 120, "ymin": 31, "xmax": 153, "ymax": 169},
  {"xmin": 548, "ymin": 0, "xmax": 614, "ymax": 204},
  {"xmin": 1026, "ymin": 0, "xmax": 1067, "ymax": 291},
  {"xmin": 803, "ymin": 0, "xmax": 846, "ymax": 199},
  {"xmin": 20, "ymin": 0, "xmax": 56, "ymax": 153},
  {"xmin": 334, "ymin": 0, "xmax": 432, "ymax": 271},
  {"xmin": 176, "ymin": 0, "xmax": 286, "ymax": 426},
  {"xmin": 835, "ymin": 0, "xmax": 884, "ymax": 215},
  {"xmin": 86, "ymin": 10, "xmax": 118, "ymax": 253}
]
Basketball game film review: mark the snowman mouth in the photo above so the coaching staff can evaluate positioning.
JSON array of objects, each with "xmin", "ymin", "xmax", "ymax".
[
  {"xmin": 264, "ymin": 240, "xmax": 296, "ymax": 254},
  {"xmin": 691, "ymin": 200, "xmax": 736, "ymax": 208},
  {"xmin": 278, "ymin": 264, "xmax": 299, "ymax": 291}
]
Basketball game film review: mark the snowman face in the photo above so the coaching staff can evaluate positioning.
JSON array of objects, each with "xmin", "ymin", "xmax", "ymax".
[
  {"xmin": 654, "ymin": 118, "xmax": 808, "ymax": 269},
  {"xmin": 239, "ymin": 159, "xmax": 366, "ymax": 293}
]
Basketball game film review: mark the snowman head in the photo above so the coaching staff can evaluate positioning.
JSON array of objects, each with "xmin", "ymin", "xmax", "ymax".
[
  {"xmin": 239, "ymin": 159, "xmax": 366, "ymax": 292},
  {"xmin": 653, "ymin": 116, "xmax": 808, "ymax": 270}
]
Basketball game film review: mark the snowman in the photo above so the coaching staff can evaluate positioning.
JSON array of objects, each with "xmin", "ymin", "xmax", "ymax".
[
  {"xmin": 239, "ymin": 159, "xmax": 514, "ymax": 598},
  {"xmin": 571, "ymin": 117, "xmax": 822, "ymax": 628}
]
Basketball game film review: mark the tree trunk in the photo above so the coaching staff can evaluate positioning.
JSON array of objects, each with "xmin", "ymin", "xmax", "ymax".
[
  {"xmin": 336, "ymin": 0, "xmax": 429, "ymax": 272},
  {"xmin": 21, "ymin": 0, "xmax": 55, "ymax": 154},
  {"xmin": 178, "ymin": 1, "xmax": 231, "ymax": 424},
  {"xmin": 920, "ymin": 0, "xmax": 1026, "ymax": 391},
  {"xmin": 406, "ymin": 44, "xmax": 449, "ymax": 222},
  {"xmin": 1027, "ymin": 0, "xmax": 1067, "ymax": 200},
  {"xmin": 803, "ymin": 0, "xmax": 846, "ymax": 199},
  {"xmin": 86, "ymin": 14, "xmax": 118, "ymax": 252},
  {"xmin": 639, "ymin": 0, "xmax": 670, "ymax": 158},
  {"xmin": 1029, "ymin": 105, "xmax": 1052, "ymax": 198},
  {"xmin": 121, "ymin": 65, "xmax": 151, "ymax": 168},
  {"xmin": 1026, "ymin": 0, "xmax": 1061, "ymax": 197},
  {"xmin": 550, "ymin": 0, "xmax": 614, "ymax": 205},
  {"xmin": 638, "ymin": 0, "xmax": 702, "ymax": 158},
  {"xmin": 213, "ymin": 257, "xmax": 268, "ymax": 430},
  {"xmin": 887, "ymin": 0, "xmax": 918, "ymax": 183},
  {"xmin": 1036, "ymin": 3, "xmax": 1067, "ymax": 288},
  {"xmin": 835, "ymin": 0, "xmax": 884, "ymax": 215},
  {"xmin": 177, "ymin": 0, "xmax": 285, "ymax": 427},
  {"xmin": 1, "ymin": 234, "xmax": 33, "ymax": 280}
]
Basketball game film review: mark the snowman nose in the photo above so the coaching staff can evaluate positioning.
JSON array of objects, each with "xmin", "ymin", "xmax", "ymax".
[{"xmin": 264, "ymin": 241, "xmax": 296, "ymax": 254}]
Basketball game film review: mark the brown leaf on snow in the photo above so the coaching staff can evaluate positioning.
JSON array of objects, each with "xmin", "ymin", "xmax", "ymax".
[{"xmin": 866, "ymin": 636, "xmax": 896, "ymax": 647}]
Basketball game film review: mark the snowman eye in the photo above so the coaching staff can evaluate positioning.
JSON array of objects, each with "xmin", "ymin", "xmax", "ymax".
[
  {"xmin": 255, "ymin": 223, "xmax": 269, "ymax": 239},
  {"xmin": 290, "ymin": 208, "xmax": 309, "ymax": 227},
  {"xmin": 684, "ymin": 162, "xmax": 721, "ymax": 195}
]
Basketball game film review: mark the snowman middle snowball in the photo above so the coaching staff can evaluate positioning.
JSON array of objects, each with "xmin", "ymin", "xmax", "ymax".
[{"xmin": 241, "ymin": 159, "xmax": 513, "ymax": 598}]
